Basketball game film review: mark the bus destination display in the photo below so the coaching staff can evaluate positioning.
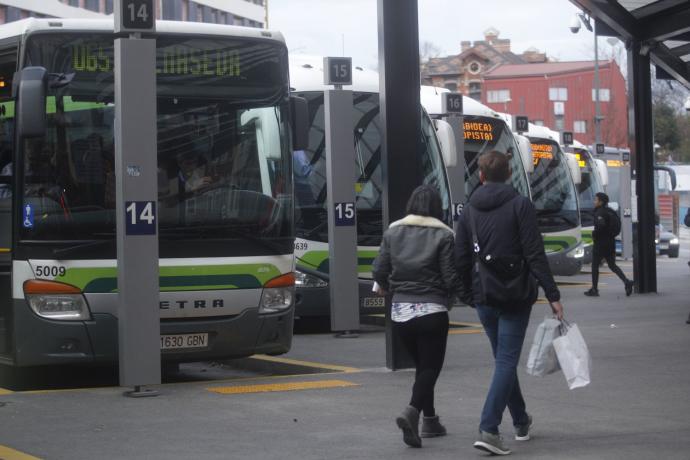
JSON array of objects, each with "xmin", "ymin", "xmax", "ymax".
[
  {"xmin": 531, "ymin": 142, "xmax": 554, "ymax": 164},
  {"xmin": 464, "ymin": 121, "xmax": 494, "ymax": 141},
  {"xmin": 72, "ymin": 44, "xmax": 242, "ymax": 77}
]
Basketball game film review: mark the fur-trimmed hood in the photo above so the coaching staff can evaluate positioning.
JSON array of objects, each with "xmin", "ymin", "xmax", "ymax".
[{"xmin": 389, "ymin": 214, "xmax": 453, "ymax": 234}]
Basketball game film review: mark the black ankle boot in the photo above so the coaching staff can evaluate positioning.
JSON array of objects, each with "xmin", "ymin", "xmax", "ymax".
[
  {"xmin": 421, "ymin": 415, "xmax": 447, "ymax": 438},
  {"xmin": 395, "ymin": 406, "xmax": 421, "ymax": 447}
]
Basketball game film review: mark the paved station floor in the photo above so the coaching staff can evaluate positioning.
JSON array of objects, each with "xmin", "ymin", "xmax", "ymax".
[{"xmin": 0, "ymin": 255, "xmax": 689, "ymax": 459}]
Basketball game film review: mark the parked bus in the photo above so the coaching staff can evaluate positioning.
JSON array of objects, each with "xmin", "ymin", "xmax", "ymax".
[
  {"xmin": 565, "ymin": 140, "xmax": 607, "ymax": 264},
  {"xmin": 0, "ymin": 19, "xmax": 305, "ymax": 367},
  {"xmin": 526, "ymin": 124, "xmax": 584, "ymax": 275},
  {"xmin": 420, "ymin": 88, "xmax": 532, "ymax": 202},
  {"xmin": 290, "ymin": 57, "xmax": 454, "ymax": 319}
]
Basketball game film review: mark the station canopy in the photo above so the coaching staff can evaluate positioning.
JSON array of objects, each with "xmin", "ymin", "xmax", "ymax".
[{"xmin": 570, "ymin": 0, "xmax": 690, "ymax": 88}]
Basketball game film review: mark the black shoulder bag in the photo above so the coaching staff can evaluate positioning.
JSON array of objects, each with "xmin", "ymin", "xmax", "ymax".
[{"xmin": 468, "ymin": 204, "xmax": 538, "ymax": 310}]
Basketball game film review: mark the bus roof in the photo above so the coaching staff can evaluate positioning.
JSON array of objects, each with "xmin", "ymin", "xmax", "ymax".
[
  {"xmin": 289, "ymin": 55, "xmax": 378, "ymax": 93},
  {"xmin": 527, "ymin": 123, "xmax": 561, "ymax": 144},
  {"xmin": 0, "ymin": 18, "xmax": 285, "ymax": 44},
  {"xmin": 420, "ymin": 86, "xmax": 504, "ymax": 119}
]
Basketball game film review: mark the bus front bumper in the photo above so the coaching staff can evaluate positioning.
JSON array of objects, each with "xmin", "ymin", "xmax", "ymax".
[
  {"xmin": 295, "ymin": 277, "xmax": 384, "ymax": 318},
  {"xmin": 10, "ymin": 299, "xmax": 293, "ymax": 367},
  {"xmin": 547, "ymin": 243, "xmax": 585, "ymax": 276}
]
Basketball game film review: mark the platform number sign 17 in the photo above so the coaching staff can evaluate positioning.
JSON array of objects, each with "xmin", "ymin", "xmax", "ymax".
[
  {"xmin": 334, "ymin": 202, "xmax": 356, "ymax": 226},
  {"xmin": 117, "ymin": 0, "xmax": 155, "ymax": 33},
  {"xmin": 515, "ymin": 116, "xmax": 529, "ymax": 133},
  {"xmin": 125, "ymin": 201, "xmax": 157, "ymax": 235}
]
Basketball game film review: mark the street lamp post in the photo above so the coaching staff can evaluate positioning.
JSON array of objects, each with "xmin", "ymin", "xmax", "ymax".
[{"xmin": 571, "ymin": 13, "xmax": 602, "ymax": 146}]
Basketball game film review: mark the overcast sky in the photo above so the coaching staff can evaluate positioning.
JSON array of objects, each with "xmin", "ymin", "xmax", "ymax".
[{"xmin": 267, "ymin": 0, "xmax": 625, "ymax": 69}]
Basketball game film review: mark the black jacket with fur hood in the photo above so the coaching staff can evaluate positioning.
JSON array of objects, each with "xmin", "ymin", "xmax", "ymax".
[{"xmin": 373, "ymin": 214, "xmax": 463, "ymax": 306}]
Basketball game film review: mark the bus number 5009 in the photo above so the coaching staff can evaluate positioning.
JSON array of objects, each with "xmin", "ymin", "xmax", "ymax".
[{"xmin": 35, "ymin": 266, "xmax": 67, "ymax": 278}]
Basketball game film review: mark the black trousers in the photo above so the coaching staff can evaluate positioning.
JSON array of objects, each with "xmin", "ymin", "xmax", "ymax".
[
  {"xmin": 591, "ymin": 247, "xmax": 628, "ymax": 290},
  {"xmin": 394, "ymin": 312, "xmax": 449, "ymax": 417}
]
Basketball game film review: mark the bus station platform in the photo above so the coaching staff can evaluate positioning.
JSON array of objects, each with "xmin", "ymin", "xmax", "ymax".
[{"xmin": 0, "ymin": 249, "xmax": 689, "ymax": 459}]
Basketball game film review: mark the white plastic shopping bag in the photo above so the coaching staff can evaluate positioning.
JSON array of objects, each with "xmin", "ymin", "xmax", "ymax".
[
  {"xmin": 553, "ymin": 321, "xmax": 591, "ymax": 389},
  {"xmin": 526, "ymin": 318, "xmax": 561, "ymax": 376}
]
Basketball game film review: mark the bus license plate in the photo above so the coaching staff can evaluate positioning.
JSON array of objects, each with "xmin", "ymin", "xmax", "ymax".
[
  {"xmin": 362, "ymin": 297, "xmax": 385, "ymax": 308},
  {"xmin": 160, "ymin": 333, "xmax": 208, "ymax": 350}
]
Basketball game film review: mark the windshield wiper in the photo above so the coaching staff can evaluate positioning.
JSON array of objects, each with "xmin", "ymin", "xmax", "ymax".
[
  {"xmin": 537, "ymin": 212, "xmax": 578, "ymax": 227},
  {"xmin": 159, "ymin": 225, "xmax": 290, "ymax": 254},
  {"xmin": 52, "ymin": 238, "xmax": 113, "ymax": 258}
]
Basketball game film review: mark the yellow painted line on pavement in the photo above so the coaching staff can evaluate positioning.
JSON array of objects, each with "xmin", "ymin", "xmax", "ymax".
[
  {"xmin": 0, "ymin": 387, "xmax": 14, "ymax": 395},
  {"xmin": 207, "ymin": 379, "xmax": 358, "ymax": 395},
  {"xmin": 0, "ymin": 445, "xmax": 42, "ymax": 460},
  {"xmin": 449, "ymin": 321, "xmax": 482, "ymax": 328},
  {"xmin": 0, "ymin": 248, "xmax": 10, "ymax": 253},
  {"xmin": 448, "ymin": 328, "xmax": 483, "ymax": 335},
  {"xmin": 251, "ymin": 354, "xmax": 360, "ymax": 373}
]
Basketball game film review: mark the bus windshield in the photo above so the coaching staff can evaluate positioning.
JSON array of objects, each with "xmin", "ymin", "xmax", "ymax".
[
  {"xmin": 528, "ymin": 139, "xmax": 579, "ymax": 232},
  {"xmin": 19, "ymin": 34, "xmax": 292, "ymax": 243},
  {"xmin": 573, "ymin": 148, "xmax": 602, "ymax": 227},
  {"xmin": 293, "ymin": 91, "xmax": 450, "ymax": 246},
  {"xmin": 463, "ymin": 115, "xmax": 529, "ymax": 199}
]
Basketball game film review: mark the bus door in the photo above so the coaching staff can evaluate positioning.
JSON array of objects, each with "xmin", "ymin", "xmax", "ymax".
[{"xmin": 0, "ymin": 44, "xmax": 17, "ymax": 356}]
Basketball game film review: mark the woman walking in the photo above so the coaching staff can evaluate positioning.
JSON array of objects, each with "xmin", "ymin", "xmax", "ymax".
[{"xmin": 373, "ymin": 185, "xmax": 463, "ymax": 448}]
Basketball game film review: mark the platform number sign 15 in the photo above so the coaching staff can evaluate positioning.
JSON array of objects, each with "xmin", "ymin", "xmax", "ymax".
[
  {"xmin": 334, "ymin": 202, "xmax": 356, "ymax": 226},
  {"xmin": 125, "ymin": 201, "xmax": 157, "ymax": 235},
  {"xmin": 116, "ymin": 0, "xmax": 155, "ymax": 33},
  {"xmin": 324, "ymin": 57, "xmax": 352, "ymax": 86}
]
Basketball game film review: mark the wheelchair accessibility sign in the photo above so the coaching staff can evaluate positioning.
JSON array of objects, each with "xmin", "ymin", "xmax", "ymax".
[{"xmin": 23, "ymin": 203, "xmax": 34, "ymax": 228}]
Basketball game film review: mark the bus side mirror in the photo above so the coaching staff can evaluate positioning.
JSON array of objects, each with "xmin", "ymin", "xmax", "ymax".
[
  {"xmin": 565, "ymin": 152, "xmax": 582, "ymax": 185},
  {"xmin": 594, "ymin": 159, "xmax": 608, "ymax": 187},
  {"xmin": 289, "ymin": 96, "xmax": 309, "ymax": 151},
  {"xmin": 516, "ymin": 135, "xmax": 534, "ymax": 174},
  {"xmin": 15, "ymin": 67, "xmax": 48, "ymax": 139},
  {"xmin": 432, "ymin": 119, "xmax": 457, "ymax": 167}
]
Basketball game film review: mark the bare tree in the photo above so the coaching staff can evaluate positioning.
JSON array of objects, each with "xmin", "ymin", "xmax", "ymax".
[{"xmin": 420, "ymin": 41, "xmax": 441, "ymax": 64}]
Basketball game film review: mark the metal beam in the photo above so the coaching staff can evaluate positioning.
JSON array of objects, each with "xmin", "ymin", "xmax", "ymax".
[
  {"xmin": 378, "ymin": 0, "xmax": 421, "ymax": 371},
  {"xmin": 639, "ymin": 5, "xmax": 690, "ymax": 42},
  {"xmin": 627, "ymin": 41, "xmax": 657, "ymax": 294},
  {"xmin": 630, "ymin": 0, "xmax": 688, "ymax": 19},
  {"xmin": 651, "ymin": 44, "xmax": 690, "ymax": 89},
  {"xmin": 569, "ymin": 0, "xmax": 638, "ymax": 41},
  {"xmin": 669, "ymin": 42, "xmax": 690, "ymax": 58}
]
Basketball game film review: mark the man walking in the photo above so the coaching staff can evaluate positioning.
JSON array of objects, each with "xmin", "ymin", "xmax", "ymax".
[
  {"xmin": 584, "ymin": 192, "xmax": 634, "ymax": 297},
  {"xmin": 456, "ymin": 151, "xmax": 564, "ymax": 456}
]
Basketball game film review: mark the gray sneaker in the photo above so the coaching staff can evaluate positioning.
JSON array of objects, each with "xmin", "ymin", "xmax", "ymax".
[
  {"xmin": 515, "ymin": 415, "xmax": 533, "ymax": 441},
  {"xmin": 473, "ymin": 430, "xmax": 511, "ymax": 455}
]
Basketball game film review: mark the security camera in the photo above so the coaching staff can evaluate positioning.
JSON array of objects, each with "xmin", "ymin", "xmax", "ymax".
[
  {"xmin": 569, "ymin": 14, "xmax": 581, "ymax": 34},
  {"xmin": 684, "ymin": 97, "xmax": 690, "ymax": 112}
]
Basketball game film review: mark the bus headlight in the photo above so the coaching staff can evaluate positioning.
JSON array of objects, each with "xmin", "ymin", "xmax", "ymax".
[
  {"xmin": 295, "ymin": 270, "xmax": 328, "ymax": 288},
  {"xmin": 259, "ymin": 273, "xmax": 295, "ymax": 314},
  {"xmin": 567, "ymin": 245, "xmax": 586, "ymax": 259},
  {"xmin": 27, "ymin": 294, "xmax": 90, "ymax": 320},
  {"xmin": 670, "ymin": 238, "xmax": 679, "ymax": 245},
  {"xmin": 23, "ymin": 280, "xmax": 91, "ymax": 321}
]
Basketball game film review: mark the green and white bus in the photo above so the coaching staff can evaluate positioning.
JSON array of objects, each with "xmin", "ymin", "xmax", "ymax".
[
  {"xmin": 565, "ymin": 140, "xmax": 608, "ymax": 264},
  {"xmin": 0, "ymin": 19, "xmax": 304, "ymax": 367},
  {"xmin": 289, "ymin": 57, "xmax": 453, "ymax": 318},
  {"xmin": 526, "ymin": 124, "xmax": 584, "ymax": 275}
]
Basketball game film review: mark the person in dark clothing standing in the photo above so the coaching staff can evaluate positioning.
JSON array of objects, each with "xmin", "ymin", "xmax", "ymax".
[
  {"xmin": 373, "ymin": 185, "xmax": 463, "ymax": 448},
  {"xmin": 456, "ymin": 151, "xmax": 564, "ymax": 456},
  {"xmin": 584, "ymin": 192, "xmax": 634, "ymax": 297}
]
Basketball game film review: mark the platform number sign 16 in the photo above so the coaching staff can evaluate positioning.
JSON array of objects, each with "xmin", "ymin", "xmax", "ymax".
[
  {"xmin": 452, "ymin": 203, "xmax": 464, "ymax": 221},
  {"xmin": 125, "ymin": 201, "xmax": 157, "ymax": 235},
  {"xmin": 117, "ymin": 0, "xmax": 155, "ymax": 32},
  {"xmin": 334, "ymin": 202, "xmax": 356, "ymax": 226},
  {"xmin": 443, "ymin": 93, "xmax": 463, "ymax": 114}
]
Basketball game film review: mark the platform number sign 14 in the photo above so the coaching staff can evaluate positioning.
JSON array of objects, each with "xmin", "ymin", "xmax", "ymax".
[
  {"xmin": 118, "ymin": 0, "xmax": 155, "ymax": 32},
  {"xmin": 334, "ymin": 202, "xmax": 356, "ymax": 226},
  {"xmin": 125, "ymin": 201, "xmax": 157, "ymax": 235}
]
